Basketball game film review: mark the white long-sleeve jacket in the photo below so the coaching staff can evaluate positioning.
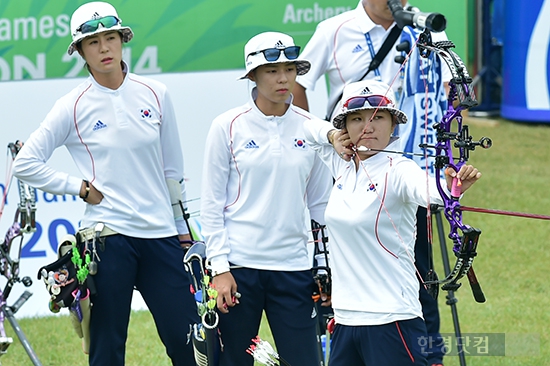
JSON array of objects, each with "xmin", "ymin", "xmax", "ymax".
[
  {"xmin": 13, "ymin": 65, "xmax": 188, "ymax": 237},
  {"xmin": 201, "ymin": 89, "xmax": 332, "ymax": 275}
]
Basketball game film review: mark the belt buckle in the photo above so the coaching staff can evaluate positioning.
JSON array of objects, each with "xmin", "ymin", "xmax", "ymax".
[{"xmin": 78, "ymin": 223, "xmax": 105, "ymax": 242}]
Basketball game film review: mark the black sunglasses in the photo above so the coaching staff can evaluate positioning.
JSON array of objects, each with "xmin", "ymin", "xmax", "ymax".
[{"xmin": 247, "ymin": 46, "xmax": 301, "ymax": 62}]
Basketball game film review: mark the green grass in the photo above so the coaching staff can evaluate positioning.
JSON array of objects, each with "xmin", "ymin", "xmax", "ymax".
[
  {"xmin": 3, "ymin": 117, "xmax": 550, "ymax": 365},
  {"xmin": 4, "ymin": 310, "xmax": 275, "ymax": 366}
]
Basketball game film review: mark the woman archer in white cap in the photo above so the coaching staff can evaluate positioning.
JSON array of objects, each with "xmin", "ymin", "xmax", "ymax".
[
  {"xmin": 303, "ymin": 79, "xmax": 482, "ymax": 366},
  {"xmin": 200, "ymin": 31, "xmax": 333, "ymax": 365},
  {"xmin": 13, "ymin": 2, "xmax": 198, "ymax": 365}
]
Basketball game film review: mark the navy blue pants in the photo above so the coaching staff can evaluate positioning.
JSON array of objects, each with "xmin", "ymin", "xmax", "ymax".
[
  {"xmin": 416, "ymin": 207, "xmax": 445, "ymax": 364},
  {"xmin": 218, "ymin": 268, "xmax": 320, "ymax": 366},
  {"xmin": 329, "ymin": 317, "xmax": 428, "ymax": 366},
  {"xmin": 88, "ymin": 234, "xmax": 199, "ymax": 366}
]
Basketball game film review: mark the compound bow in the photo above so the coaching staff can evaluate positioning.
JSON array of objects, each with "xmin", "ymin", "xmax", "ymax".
[
  {"xmin": 383, "ymin": 0, "xmax": 497, "ymax": 305},
  {"xmin": 413, "ymin": 31, "xmax": 492, "ymax": 302},
  {"xmin": 0, "ymin": 141, "xmax": 42, "ymax": 365}
]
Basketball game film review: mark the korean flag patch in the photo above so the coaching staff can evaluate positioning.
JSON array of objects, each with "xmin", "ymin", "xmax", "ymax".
[{"xmin": 294, "ymin": 138, "xmax": 308, "ymax": 150}]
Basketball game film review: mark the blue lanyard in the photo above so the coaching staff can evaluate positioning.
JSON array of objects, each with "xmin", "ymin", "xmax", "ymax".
[
  {"xmin": 364, "ymin": 32, "xmax": 382, "ymax": 81},
  {"xmin": 365, "ymin": 31, "xmax": 406, "ymax": 103}
]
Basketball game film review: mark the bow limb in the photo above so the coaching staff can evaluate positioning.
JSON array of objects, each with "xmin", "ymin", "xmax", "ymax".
[
  {"xmin": 0, "ymin": 144, "xmax": 18, "ymax": 221},
  {"xmin": 7, "ymin": 141, "xmax": 37, "ymax": 233}
]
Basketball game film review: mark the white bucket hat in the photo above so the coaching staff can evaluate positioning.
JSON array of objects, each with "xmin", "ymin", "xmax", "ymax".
[
  {"xmin": 239, "ymin": 32, "xmax": 310, "ymax": 80},
  {"xmin": 67, "ymin": 1, "xmax": 133, "ymax": 56},
  {"xmin": 332, "ymin": 80, "xmax": 408, "ymax": 129}
]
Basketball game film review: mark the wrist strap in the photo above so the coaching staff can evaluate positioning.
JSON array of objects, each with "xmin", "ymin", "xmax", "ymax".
[{"xmin": 82, "ymin": 180, "xmax": 90, "ymax": 201}]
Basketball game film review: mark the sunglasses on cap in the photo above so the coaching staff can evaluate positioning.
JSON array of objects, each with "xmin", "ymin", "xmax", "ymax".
[
  {"xmin": 76, "ymin": 15, "xmax": 120, "ymax": 35},
  {"xmin": 343, "ymin": 95, "xmax": 393, "ymax": 110},
  {"xmin": 247, "ymin": 46, "xmax": 301, "ymax": 62}
]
